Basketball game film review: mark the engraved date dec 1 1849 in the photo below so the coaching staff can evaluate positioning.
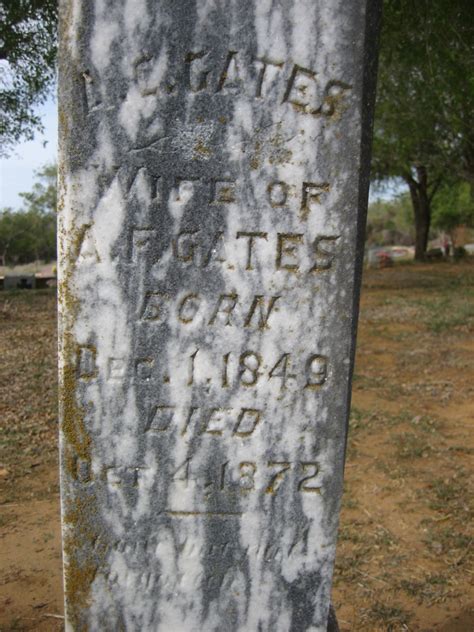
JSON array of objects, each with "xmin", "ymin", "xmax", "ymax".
[{"xmin": 77, "ymin": 347, "xmax": 330, "ymax": 393}]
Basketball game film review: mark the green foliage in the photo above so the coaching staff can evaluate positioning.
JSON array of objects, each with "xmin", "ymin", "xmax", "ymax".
[
  {"xmin": 367, "ymin": 193, "xmax": 414, "ymax": 245},
  {"xmin": 373, "ymin": 2, "xmax": 440, "ymax": 182},
  {"xmin": 0, "ymin": 163, "xmax": 57, "ymax": 265},
  {"xmin": 374, "ymin": 0, "xmax": 474, "ymax": 183},
  {"xmin": 19, "ymin": 163, "xmax": 57, "ymax": 216},
  {"xmin": 432, "ymin": 181, "xmax": 474, "ymax": 236},
  {"xmin": 0, "ymin": 1, "xmax": 57, "ymax": 155}
]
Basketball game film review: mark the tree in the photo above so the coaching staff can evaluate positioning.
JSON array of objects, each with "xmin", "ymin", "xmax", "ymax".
[
  {"xmin": 0, "ymin": 0, "xmax": 57, "ymax": 155},
  {"xmin": 19, "ymin": 163, "xmax": 57, "ymax": 216},
  {"xmin": 0, "ymin": 208, "xmax": 26, "ymax": 266},
  {"xmin": 367, "ymin": 194, "xmax": 414, "ymax": 246},
  {"xmin": 372, "ymin": 0, "xmax": 474, "ymax": 260},
  {"xmin": 432, "ymin": 181, "xmax": 474, "ymax": 249},
  {"xmin": 20, "ymin": 163, "xmax": 57, "ymax": 262},
  {"xmin": 426, "ymin": 2, "xmax": 474, "ymax": 195},
  {"xmin": 0, "ymin": 163, "xmax": 57, "ymax": 266}
]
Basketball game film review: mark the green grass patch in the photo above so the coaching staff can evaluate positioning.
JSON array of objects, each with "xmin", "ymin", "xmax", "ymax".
[{"xmin": 393, "ymin": 432, "xmax": 430, "ymax": 459}]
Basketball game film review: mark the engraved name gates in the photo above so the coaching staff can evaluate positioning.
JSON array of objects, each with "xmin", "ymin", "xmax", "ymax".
[{"xmin": 84, "ymin": 47, "xmax": 351, "ymax": 118}]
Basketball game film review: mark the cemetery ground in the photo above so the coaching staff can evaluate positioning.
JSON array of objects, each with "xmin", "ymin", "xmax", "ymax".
[{"xmin": 0, "ymin": 262, "xmax": 473, "ymax": 632}]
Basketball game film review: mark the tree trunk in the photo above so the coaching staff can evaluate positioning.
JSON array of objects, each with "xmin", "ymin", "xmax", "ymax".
[
  {"xmin": 449, "ymin": 230, "xmax": 456, "ymax": 254},
  {"xmin": 404, "ymin": 165, "xmax": 432, "ymax": 261}
]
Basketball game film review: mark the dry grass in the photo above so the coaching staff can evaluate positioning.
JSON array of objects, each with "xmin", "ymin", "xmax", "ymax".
[{"xmin": 333, "ymin": 261, "xmax": 474, "ymax": 631}]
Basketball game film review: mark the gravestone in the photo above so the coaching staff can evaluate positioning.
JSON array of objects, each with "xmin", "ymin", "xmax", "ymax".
[
  {"xmin": 3, "ymin": 275, "xmax": 36, "ymax": 290},
  {"xmin": 58, "ymin": 1, "xmax": 381, "ymax": 630}
]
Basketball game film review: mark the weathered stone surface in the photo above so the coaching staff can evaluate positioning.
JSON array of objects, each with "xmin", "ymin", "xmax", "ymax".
[{"xmin": 58, "ymin": 1, "xmax": 380, "ymax": 630}]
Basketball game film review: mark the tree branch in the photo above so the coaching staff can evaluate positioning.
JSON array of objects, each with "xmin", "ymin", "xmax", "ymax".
[{"xmin": 428, "ymin": 177, "xmax": 443, "ymax": 203}]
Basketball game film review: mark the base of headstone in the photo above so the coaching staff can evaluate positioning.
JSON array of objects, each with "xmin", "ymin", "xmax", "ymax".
[{"xmin": 327, "ymin": 605, "xmax": 341, "ymax": 632}]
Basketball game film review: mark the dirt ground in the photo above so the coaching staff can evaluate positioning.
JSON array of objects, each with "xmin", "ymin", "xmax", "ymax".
[{"xmin": 0, "ymin": 262, "xmax": 473, "ymax": 631}]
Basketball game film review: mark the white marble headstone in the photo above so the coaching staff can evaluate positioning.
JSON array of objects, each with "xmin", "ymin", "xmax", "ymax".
[{"xmin": 58, "ymin": 1, "xmax": 381, "ymax": 629}]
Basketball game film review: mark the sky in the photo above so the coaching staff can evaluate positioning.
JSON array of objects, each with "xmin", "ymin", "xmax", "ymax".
[{"xmin": 0, "ymin": 96, "xmax": 58, "ymax": 210}]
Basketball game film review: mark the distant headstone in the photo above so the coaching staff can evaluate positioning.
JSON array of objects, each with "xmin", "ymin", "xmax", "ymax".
[
  {"xmin": 58, "ymin": 1, "xmax": 381, "ymax": 630},
  {"xmin": 3, "ymin": 275, "xmax": 36, "ymax": 290},
  {"xmin": 35, "ymin": 276, "xmax": 57, "ymax": 289}
]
